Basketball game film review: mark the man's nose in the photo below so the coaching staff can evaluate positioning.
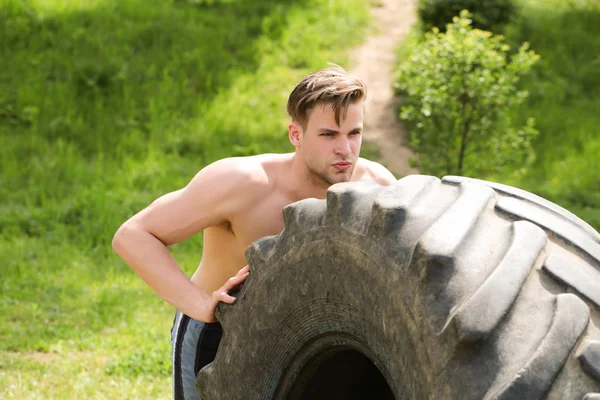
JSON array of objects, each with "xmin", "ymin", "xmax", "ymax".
[{"xmin": 334, "ymin": 137, "xmax": 351, "ymax": 156}]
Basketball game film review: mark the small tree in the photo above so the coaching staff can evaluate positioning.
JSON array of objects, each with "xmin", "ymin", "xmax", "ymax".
[{"xmin": 396, "ymin": 10, "xmax": 540, "ymax": 177}]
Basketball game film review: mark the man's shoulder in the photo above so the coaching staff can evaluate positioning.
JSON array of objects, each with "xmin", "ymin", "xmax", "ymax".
[
  {"xmin": 181, "ymin": 154, "xmax": 289, "ymax": 218},
  {"xmin": 355, "ymin": 158, "xmax": 397, "ymax": 186},
  {"xmin": 197, "ymin": 153, "xmax": 291, "ymax": 192}
]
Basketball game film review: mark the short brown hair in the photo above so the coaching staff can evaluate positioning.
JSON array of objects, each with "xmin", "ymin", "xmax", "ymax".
[{"xmin": 286, "ymin": 65, "xmax": 367, "ymax": 129}]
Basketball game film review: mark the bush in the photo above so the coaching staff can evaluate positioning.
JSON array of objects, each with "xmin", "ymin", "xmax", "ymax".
[
  {"xmin": 418, "ymin": 0, "xmax": 516, "ymax": 33},
  {"xmin": 395, "ymin": 10, "xmax": 540, "ymax": 177}
]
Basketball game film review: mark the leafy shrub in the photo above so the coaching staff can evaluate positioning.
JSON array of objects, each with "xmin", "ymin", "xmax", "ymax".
[
  {"xmin": 418, "ymin": 0, "xmax": 516, "ymax": 33},
  {"xmin": 395, "ymin": 10, "xmax": 540, "ymax": 177}
]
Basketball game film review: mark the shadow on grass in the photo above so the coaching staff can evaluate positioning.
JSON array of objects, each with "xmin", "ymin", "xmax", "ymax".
[
  {"xmin": 509, "ymin": 5, "xmax": 600, "ymax": 102},
  {"xmin": 505, "ymin": 3, "xmax": 600, "ymax": 162}
]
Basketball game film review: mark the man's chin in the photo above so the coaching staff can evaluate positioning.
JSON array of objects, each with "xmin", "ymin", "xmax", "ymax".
[
  {"xmin": 308, "ymin": 167, "xmax": 353, "ymax": 187},
  {"xmin": 329, "ymin": 171, "xmax": 353, "ymax": 184}
]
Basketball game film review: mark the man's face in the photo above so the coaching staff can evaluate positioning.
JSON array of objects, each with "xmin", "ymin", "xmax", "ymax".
[{"xmin": 294, "ymin": 101, "xmax": 363, "ymax": 187}]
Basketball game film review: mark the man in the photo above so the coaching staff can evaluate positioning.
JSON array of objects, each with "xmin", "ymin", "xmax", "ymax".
[{"xmin": 112, "ymin": 66, "xmax": 397, "ymax": 399}]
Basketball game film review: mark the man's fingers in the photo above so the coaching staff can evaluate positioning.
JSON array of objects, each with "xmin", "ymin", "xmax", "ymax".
[
  {"xmin": 217, "ymin": 291, "xmax": 237, "ymax": 304},
  {"xmin": 212, "ymin": 268, "xmax": 250, "ymax": 307},
  {"xmin": 237, "ymin": 265, "xmax": 250, "ymax": 276},
  {"xmin": 227, "ymin": 272, "xmax": 249, "ymax": 289}
]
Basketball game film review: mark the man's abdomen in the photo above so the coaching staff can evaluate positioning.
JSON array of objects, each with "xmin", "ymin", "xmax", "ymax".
[{"xmin": 190, "ymin": 224, "xmax": 247, "ymax": 293}]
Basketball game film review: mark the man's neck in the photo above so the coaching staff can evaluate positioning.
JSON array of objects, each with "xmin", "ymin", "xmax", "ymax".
[{"xmin": 287, "ymin": 154, "xmax": 330, "ymax": 201}]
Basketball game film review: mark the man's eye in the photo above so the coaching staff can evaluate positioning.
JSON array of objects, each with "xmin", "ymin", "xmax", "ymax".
[
  {"xmin": 321, "ymin": 132, "xmax": 334, "ymax": 137},
  {"xmin": 351, "ymin": 131, "xmax": 362, "ymax": 135}
]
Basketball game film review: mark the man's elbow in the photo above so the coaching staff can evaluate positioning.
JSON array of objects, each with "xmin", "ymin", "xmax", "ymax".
[{"xmin": 112, "ymin": 222, "xmax": 135, "ymax": 255}]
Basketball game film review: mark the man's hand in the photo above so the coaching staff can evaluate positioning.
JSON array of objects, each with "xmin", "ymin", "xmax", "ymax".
[{"xmin": 202, "ymin": 265, "xmax": 250, "ymax": 323}]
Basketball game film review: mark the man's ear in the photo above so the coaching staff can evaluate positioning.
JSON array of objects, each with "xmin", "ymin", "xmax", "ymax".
[{"xmin": 288, "ymin": 121, "xmax": 302, "ymax": 148}]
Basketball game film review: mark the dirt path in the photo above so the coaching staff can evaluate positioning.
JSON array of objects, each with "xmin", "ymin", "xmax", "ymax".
[{"xmin": 350, "ymin": 0, "xmax": 419, "ymax": 178}]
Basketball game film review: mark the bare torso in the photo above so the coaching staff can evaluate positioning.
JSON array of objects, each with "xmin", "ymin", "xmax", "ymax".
[{"xmin": 190, "ymin": 153, "xmax": 388, "ymax": 293}]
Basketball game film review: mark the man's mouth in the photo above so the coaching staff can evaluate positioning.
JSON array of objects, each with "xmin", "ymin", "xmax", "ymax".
[{"xmin": 332, "ymin": 162, "xmax": 352, "ymax": 171}]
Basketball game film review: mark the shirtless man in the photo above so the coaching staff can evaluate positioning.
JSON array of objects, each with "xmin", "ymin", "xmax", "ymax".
[{"xmin": 112, "ymin": 66, "xmax": 397, "ymax": 399}]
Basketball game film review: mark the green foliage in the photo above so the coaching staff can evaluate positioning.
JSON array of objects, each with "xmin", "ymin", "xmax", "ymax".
[
  {"xmin": 418, "ymin": 0, "xmax": 516, "ymax": 33},
  {"xmin": 0, "ymin": 0, "xmax": 371, "ymax": 398},
  {"xmin": 395, "ymin": 10, "xmax": 540, "ymax": 177},
  {"xmin": 397, "ymin": 0, "xmax": 600, "ymax": 231}
]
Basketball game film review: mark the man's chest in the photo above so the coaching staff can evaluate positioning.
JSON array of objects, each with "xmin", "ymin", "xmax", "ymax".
[{"xmin": 230, "ymin": 194, "xmax": 297, "ymax": 250}]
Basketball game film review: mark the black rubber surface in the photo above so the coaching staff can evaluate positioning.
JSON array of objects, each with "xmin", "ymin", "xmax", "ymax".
[{"xmin": 197, "ymin": 175, "xmax": 600, "ymax": 399}]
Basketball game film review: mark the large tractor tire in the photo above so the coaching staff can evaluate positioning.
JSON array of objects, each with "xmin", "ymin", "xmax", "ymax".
[{"xmin": 197, "ymin": 175, "xmax": 600, "ymax": 399}]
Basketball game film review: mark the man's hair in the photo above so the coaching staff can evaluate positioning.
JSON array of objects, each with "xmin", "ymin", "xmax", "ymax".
[{"xmin": 286, "ymin": 65, "xmax": 367, "ymax": 129}]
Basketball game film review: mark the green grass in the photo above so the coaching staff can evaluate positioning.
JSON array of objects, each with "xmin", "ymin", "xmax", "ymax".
[
  {"xmin": 0, "ymin": 0, "xmax": 372, "ymax": 398},
  {"xmin": 499, "ymin": 0, "xmax": 600, "ymax": 230}
]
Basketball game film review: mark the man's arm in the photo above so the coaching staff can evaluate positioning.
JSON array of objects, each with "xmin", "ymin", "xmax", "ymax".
[{"xmin": 112, "ymin": 158, "xmax": 251, "ymax": 322}]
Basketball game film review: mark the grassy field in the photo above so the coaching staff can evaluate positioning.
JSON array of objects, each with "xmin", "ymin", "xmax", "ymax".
[
  {"xmin": 500, "ymin": 0, "xmax": 600, "ymax": 230},
  {"xmin": 0, "ymin": 0, "xmax": 372, "ymax": 398}
]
